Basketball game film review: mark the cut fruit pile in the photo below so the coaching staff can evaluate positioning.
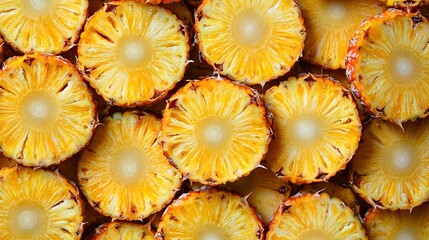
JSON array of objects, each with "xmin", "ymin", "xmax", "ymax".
[{"xmin": 0, "ymin": 0, "xmax": 428, "ymax": 239}]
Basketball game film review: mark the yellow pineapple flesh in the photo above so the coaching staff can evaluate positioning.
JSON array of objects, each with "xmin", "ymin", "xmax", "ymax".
[
  {"xmin": 0, "ymin": 54, "xmax": 96, "ymax": 167},
  {"xmin": 161, "ymin": 77, "xmax": 273, "ymax": 185},
  {"xmin": 93, "ymin": 221, "xmax": 154, "ymax": 240},
  {"xmin": 0, "ymin": 167, "xmax": 83, "ymax": 239},
  {"xmin": 380, "ymin": 0, "xmax": 429, "ymax": 8},
  {"xmin": 78, "ymin": 111, "xmax": 182, "ymax": 220}
]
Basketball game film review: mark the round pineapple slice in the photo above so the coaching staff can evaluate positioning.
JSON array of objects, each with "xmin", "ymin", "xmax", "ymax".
[
  {"xmin": 263, "ymin": 74, "xmax": 361, "ymax": 183},
  {"xmin": 0, "ymin": 0, "xmax": 87, "ymax": 54},
  {"xmin": 0, "ymin": 167, "xmax": 83, "ymax": 239},
  {"xmin": 346, "ymin": 9, "xmax": 429, "ymax": 123},
  {"xmin": 297, "ymin": 0, "xmax": 385, "ymax": 69},
  {"xmin": 0, "ymin": 54, "xmax": 96, "ymax": 167},
  {"xmin": 156, "ymin": 189, "xmax": 264, "ymax": 239},
  {"xmin": 93, "ymin": 221, "xmax": 154, "ymax": 239},
  {"xmin": 224, "ymin": 167, "xmax": 291, "ymax": 226},
  {"xmin": 78, "ymin": 1, "xmax": 189, "ymax": 107},
  {"xmin": 267, "ymin": 193, "xmax": 366, "ymax": 240},
  {"xmin": 195, "ymin": 0, "xmax": 305, "ymax": 85},
  {"xmin": 349, "ymin": 119, "xmax": 429, "ymax": 210},
  {"xmin": 380, "ymin": 0, "xmax": 428, "ymax": 8},
  {"xmin": 161, "ymin": 77, "xmax": 273, "ymax": 185},
  {"xmin": 365, "ymin": 204, "xmax": 429, "ymax": 239},
  {"xmin": 78, "ymin": 111, "xmax": 182, "ymax": 220}
]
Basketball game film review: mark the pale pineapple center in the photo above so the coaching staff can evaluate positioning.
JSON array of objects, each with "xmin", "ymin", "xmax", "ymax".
[
  {"xmin": 195, "ymin": 117, "xmax": 233, "ymax": 150},
  {"xmin": 231, "ymin": 10, "xmax": 271, "ymax": 48},
  {"xmin": 327, "ymin": 1, "xmax": 347, "ymax": 20},
  {"xmin": 22, "ymin": 0, "xmax": 54, "ymax": 16},
  {"xmin": 117, "ymin": 36, "xmax": 153, "ymax": 69},
  {"xmin": 111, "ymin": 146, "xmax": 146, "ymax": 185},
  {"xmin": 196, "ymin": 225, "xmax": 228, "ymax": 240},
  {"xmin": 392, "ymin": 225, "xmax": 422, "ymax": 240},
  {"xmin": 8, "ymin": 202, "xmax": 47, "ymax": 237},
  {"xmin": 289, "ymin": 115, "xmax": 323, "ymax": 147},
  {"xmin": 20, "ymin": 91, "xmax": 60, "ymax": 128},
  {"xmin": 389, "ymin": 50, "xmax": 422, "ymax": 83},
  {"xmin": 298, "ymin": 230, "xmax": 331, "ymax": 240},
  {"xmin": 384, "ymin": 142, "xmax": 418, "ymax": 176}
]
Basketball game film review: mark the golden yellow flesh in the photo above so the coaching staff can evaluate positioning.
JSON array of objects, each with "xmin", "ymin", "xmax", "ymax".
[
  {"xmin": 355, "ymin": 15, "xmax": 429, "ymax": 122},
  {"xmin": 380, "ymin": 0, "xmax": 429, "ymax": 7},
  {"xmin": 161, "ymin": 78, "xmax": 272, "ymax": 185},
  {"xmin": 156, "ymin": 190, "xmax": 263, "ymax": 240},
  {"xmin": 298, "ymin": 0, "xmax": 385, "ymax": 69},
  {"xmin": 78, "ymin": 111, "xmax": 182, "ymax": 220},
  {"xmin": 196, "ymin": 0, "xmax": 305, "ymax": 85},
  {"xmin": 365, "ymin": 205, "xmax": 429, "ymax": 239},
  {"xmin": 0, "ymin": 167, "xmax": 83, "ymax": 240},
  {"xmin": 267, "ymin": 193, "xmax": 366, "ymax": 240},
  {"xmin": 0, "ymin": 54, "xmax": 95, "ymax": 167},
  {"xmin": 78, "ymin": 1, "xmax": 189, "ymax": 106},
  {"xmin": 350, "ymin": 119, "xmax": 429, "ymax": 210},
  {"xmin": 95, "ymin": 221, "xmax": 154, "ymax": 240},
  {"xmin": 264, "ymin": 75, "xmax": 361, "ymax": 183},
  {"xmin": 0, "ymin": 0, "xmax": 87, "ymax": 53}
]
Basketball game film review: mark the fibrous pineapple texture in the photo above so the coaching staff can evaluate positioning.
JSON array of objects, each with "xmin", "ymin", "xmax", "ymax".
[
  {"xmin": 346, "ymin": 9, "xmax": 429, "ymax": 123},
  {"xmin": 0, "ymin": 167, "xmax": 83, "ymax": 240},
  {"xmin": 380, "ymin": 0, "xmax": 429, "ymax": 8},
  {"xmin": 195, "ymin": 0, "xmax": 305, "ymax": 85},
  {"xmin": 78, "ymin": 111, "xmax": 182, "ymax": 220},
  {"xmin": 349, "ymin": 119, "xmax": 429, "ymax": 210},
  {"xmin": 0, "ymin": 54, "xmax": 96, "ymax": 167},
  {"xmin": 156, "ymin": 189, "xmax": 264, "ymax": 240},
  {"xmin": 266, "ymin": 193, "xmax": 367, "ymax": 240},
  {"xmin": 264, "ymin": 74, "xmax": 361, "ymax": 183},
  {"xmin": 92, "ymin": 221, "xmax": 154, "ymax": 240},
  {"xmin": 297, "ymin": 0, "xmax": 385, "ymax": 69},
  {"xmin": 0, "ymin": 0, "xmax": 88, "ymax": 54},
  {"xmin": 161, "ymin": 77, "xmax": 272, "ymax": 185},
  {"xmin": 78, "ymin": 0, "xmax": 189, "ymax": 107}
]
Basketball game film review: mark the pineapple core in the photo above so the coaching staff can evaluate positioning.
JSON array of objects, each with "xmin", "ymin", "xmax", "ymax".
[
  {"xmin": 196, "ymin": 225, "xmax": 228, "ymax": 240},
  {"xmin": 290, "ymin": 115, "xmax": 323, "ymax": 146},
  {"xmin": 117, "ymin": 36, "xmax": 153, "ymax": 68},
  {"xmin": 20, "ymin": 91, "xmax": 59, "ymax": 128},
  {"xmin": 195, "ymin": 117, "xmax": 232, "ymax": 150},
  {"xmin": 327, "ymin": 1, "xmax": 346, "ymax": 20},
  {"xmin": 389, "ymin": 50, "xmax": 422, "ymax": 83},
  {"xmin": 385, "ymin": 142, "xmax": 417, "ymax": 175},
  {"xmin": 231, "ymin": 10, "xmax": 270, "ymax": 48},
  {"xmin": 298, "ymin": 230, "xmax": 331, "ymax": 240},
  {"xmin": 392, "ymin": 225, "xmax": 421, "ymax": 240},
  {"xmin": 9, "ymin": 202, "xmax": 47, "ymax": 236},
  {"xmin": 111, "ymin": 147, "xmax": 145, "ymax": 185}
]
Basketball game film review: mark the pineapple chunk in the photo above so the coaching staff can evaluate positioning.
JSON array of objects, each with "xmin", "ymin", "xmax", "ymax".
[
  {"xmin": 78, "ymin": 111, "xmax": 182, "ymax": 220},
  {"xmin": 195, "ymin": 0, "xmax": 305, "ymax": 85},
  {"xmin": 161, "ymin": 77, "xmax": 273, "ymax": 185},
  {"xmin": 0, "ymin": 54, "xmax": 96, "ymax": 167},
  {"xmin": 0, "ymin": 0, "xmax": 88, "ymax": 54},
  {"xmin": 156, "ymin": 189, "xmax": 263, "ymax": 239},
  {"xmin": 92, "ymin": 221, "xmax": 154, "ymax": 239},
  {"xmin": 0, "ymin": 167, "xmax": 83, "ymax": 239}
]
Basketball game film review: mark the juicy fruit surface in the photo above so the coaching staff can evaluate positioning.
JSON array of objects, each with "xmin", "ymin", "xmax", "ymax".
[
  {"xmin": 349, "ymin": 118, "xmax": 429, "ymax": 210},
  {"xmin": 0, "ymin": 0, "xmax": 88, "ymax": 53},
  {"xmin": 161, "ymin": 77, "xmax": 272, "ymax": 185},
  {"xmin": 264, "ymin": 74, "xmax": 361, "ymax": 183},
  {"xmin": 380, "ymin": 0, "xmax": 429, "ymax": 7},
  {"xmin": 267, "ymin": 193, "xmax": 367, "ymax": 240},
  {"xmin": 93, "ymin": 221, "xmax": 154, "ymax": 240},
  {"xmin": 346, "ymin": 9, "xmax": 429, "ymax": 123},
  {"xmin": 78, "ymin": 1, "xmax": 189, "ymax": 107},
  {"xmin": 195, "ymin": 0, "xmax": 305, "ymax": 85},
  {"xmin": 0, "ymin": 54, "xmax": 96, "ymax": 167},
  {"xmin": 156, "ymin": 189, "xmax": 263, "ymax": 240},
  {"xmin": 0, "ymin": 167, "xmax": 83, "ymax": 240},
  {"xmin": 78, "ymin": 111, "xmax": 182, "ymax": 220}
]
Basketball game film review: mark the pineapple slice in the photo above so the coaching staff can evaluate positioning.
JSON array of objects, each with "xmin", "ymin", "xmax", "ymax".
[
  {"xmin": 380, "ymin": 0, "xmax": 428, "ymax": 8},
  {"xmin": 78, "ymin": 1, "xmax": 189, "ymax": 107},
  {"xmin": 224, "ymin": 167, "xmax": 291, "ymax": 226},
  {"xmin": 92, "ymin": 221, "xmax": 154, "ymax": 239},
  {"xmin": 349, "ymin": 119, "xmax": 429, "ymax": 210},
  {"xmin": 78, "ymin": 111, "xmax": 182, "ymax": 220},
  {"xmin": 161, "ymin": 77, "xmax": 273, "ymax": 185},
  {"xmin": 0, "ymin": 167, "xmax": 83, "ymax": 239},
  {"xmin": 156, "ymin": 189, "xmax": 264, "ymax": 239},
  {"xmin": 297, "ymin": 0, "xmax": 385, "ymax": 69},
  {"xmin": 195, "ymin": 0, "xmax": 305, "ymax": 85},
  {"xmin": 263, "ymin": 74, "xmax": 361, "ymax": 183},
  {"xmin": 267, "ymin": 193, "xmax": 366, "ymax": 240},
  {"xmin": 0, "ymin": 0, "xmax": 87, "ymax": 54},
  {"xmin": 0, "ymin": 54, "xmax": 96, "ymax": 167},
  {"xmin": 365, "ymin": 204, "xmax": 429, "ymax": 239},
  {"xmin": 346, "ymin": 9, "xmax": 429, "ymax": 123},
  {"xmin": 144, "ymin": 0, "xmax": 181, "ymax": 4}
]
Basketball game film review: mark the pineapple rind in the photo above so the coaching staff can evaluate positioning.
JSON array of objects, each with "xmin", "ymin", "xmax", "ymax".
[{"xmin": 94, "ymin": 221, "xmax": 154, "ymax": 240}]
